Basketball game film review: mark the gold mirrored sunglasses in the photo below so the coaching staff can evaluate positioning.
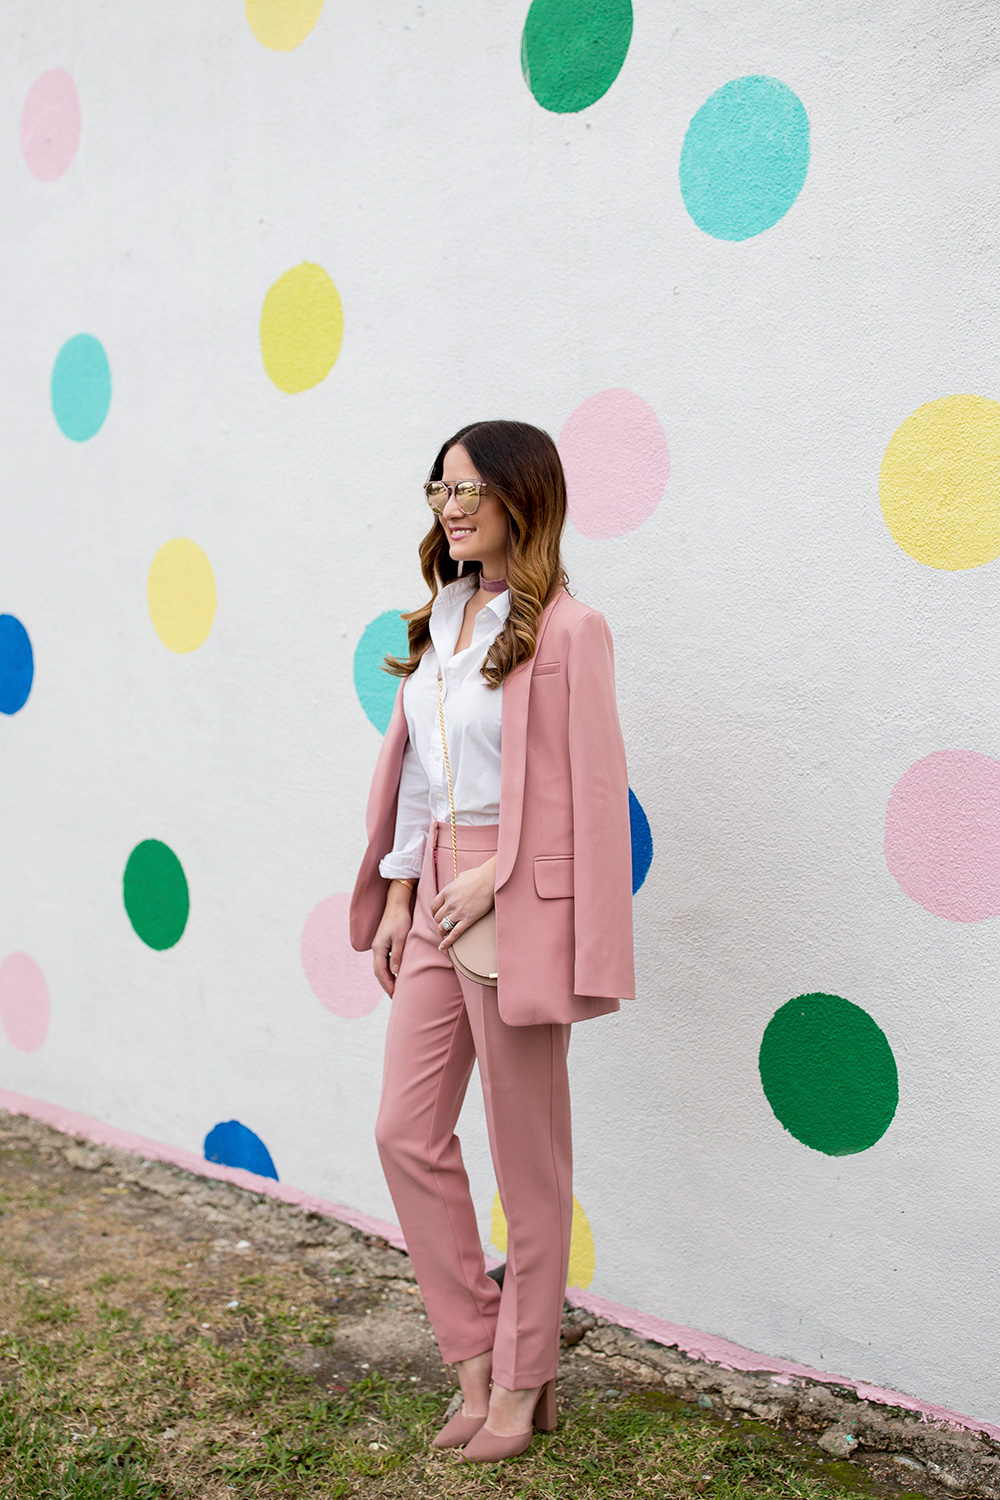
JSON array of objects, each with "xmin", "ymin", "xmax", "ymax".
[{"xmin": 424, "ymin": 480, "xmax": 488, "ymax": 515}]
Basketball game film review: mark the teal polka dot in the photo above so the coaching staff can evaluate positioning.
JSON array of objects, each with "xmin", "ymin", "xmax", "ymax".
[
  {"xmin": 679, "ymin": 76, "xmax": 809, "ymax": 241},
  {"xmin": 51, "ymin": 334, "xmax": 111, "ymax": 441},
  {"xmin": 354, "ymin": 610, "xmax": 409, "ymax": 734}
]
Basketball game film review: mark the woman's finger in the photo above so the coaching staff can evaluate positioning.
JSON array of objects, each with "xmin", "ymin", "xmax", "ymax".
[
  {"xmin": 373, "ymin": 943, "xmax": 393, "ymax": 995},
  {"xmin": 389, "ymin": 930, "xmax": 406, "ymax": 976},
  {"xmin": 438, "ymin": 916, "xmax": 470, "ymax": 952}
]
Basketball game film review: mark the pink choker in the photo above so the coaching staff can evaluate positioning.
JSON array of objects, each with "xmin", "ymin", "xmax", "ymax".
[{"xmin": 478, "ymin": 573, "xmax": 508, "ymax": 593}]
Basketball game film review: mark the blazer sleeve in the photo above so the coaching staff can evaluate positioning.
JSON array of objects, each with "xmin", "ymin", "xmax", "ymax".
[{"xmin": 566, "ymin": 610, "xmax": 636, "ymax": 1000}]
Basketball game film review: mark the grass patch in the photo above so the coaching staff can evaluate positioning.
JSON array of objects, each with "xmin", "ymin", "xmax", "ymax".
[
  {"xmin": 0, "ymin": 1391, "xmax": 162, "ymax": 1500},
  {"xmin": 0, "ymin": 1303, "xmax": 895, "ymax": 1500}
]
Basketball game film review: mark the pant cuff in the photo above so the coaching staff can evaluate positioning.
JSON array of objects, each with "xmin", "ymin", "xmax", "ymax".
[
  {"xmin": 437, "ymin": 1336, "xmax": 497, "ymax": 1367},
  {"xmin": 489, "ymin": 1363, "xmax": 559, "ymax": 1391}
]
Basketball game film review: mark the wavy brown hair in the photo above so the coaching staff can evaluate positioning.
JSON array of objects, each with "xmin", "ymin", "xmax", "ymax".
[{"xmin": 382, "ymin": 420, "xmax": 569, "ymax": 689}]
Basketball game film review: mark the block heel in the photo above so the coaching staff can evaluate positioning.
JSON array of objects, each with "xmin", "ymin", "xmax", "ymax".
[{"xmin": 533, "ymin": 1377, "xmax": 557, "ymax": 1432}]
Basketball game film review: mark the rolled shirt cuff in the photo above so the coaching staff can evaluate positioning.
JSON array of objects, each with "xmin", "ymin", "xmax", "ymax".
[{"xmin": 378, "ymin": 851, "xmax": 425, "ymax": 881}]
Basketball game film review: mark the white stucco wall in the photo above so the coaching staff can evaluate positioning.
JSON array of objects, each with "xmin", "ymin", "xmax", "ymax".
[{"xmin": 3, "ymin": 0, "xmax": 999, "ymax": 1427}]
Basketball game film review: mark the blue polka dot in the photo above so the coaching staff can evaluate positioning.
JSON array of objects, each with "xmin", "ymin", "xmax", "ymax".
[
  {"xmin": 204, "ymin": 1120, "xmax": 278, "ymax": 1180},
  {"xmin": 629, "ymin": 787, "xmax": 652, "ymax": 893},
  {"xmin": 679, "ymin": 76, "xmax": 809, "ymax": 241},
  {"xmin": 354, "ymin": 610, "xmax": 409, "ymax": 734},
  {"xmin": 51, "ymin": 333, "xmax": 111, "ymax": 441},
  {"xmin": 0, "ymin": 616, "xmax": 34, "ymax": 715}
]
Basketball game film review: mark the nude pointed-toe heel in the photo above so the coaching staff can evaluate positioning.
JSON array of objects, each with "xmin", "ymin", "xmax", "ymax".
[
  {"xmin": 459, "ymin": 1379, "xmax": 557, "ymax": 1463},
  {"xmin": 431, "ymin": 1408, "xmax": 488, "ymax": 1448}
]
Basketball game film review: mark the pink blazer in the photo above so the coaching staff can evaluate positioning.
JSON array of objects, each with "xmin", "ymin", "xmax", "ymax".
[{"xmin": 349, "ymin": 588, "xmax": 636, "ymax": 1026}]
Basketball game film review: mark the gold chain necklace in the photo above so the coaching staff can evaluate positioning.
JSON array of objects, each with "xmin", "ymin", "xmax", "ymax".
[{"xmin": 437, "ymin": 672, "xmax": 460, "ymax": 881}]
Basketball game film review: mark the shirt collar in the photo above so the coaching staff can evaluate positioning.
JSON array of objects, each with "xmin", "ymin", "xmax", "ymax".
[
  {"xmin": 432, "ymin": 574, "xmax": 511, "ymax": 625},
  {"xmin": 428, "ymin": 576, "xmax": 510, "ymax": 666}
]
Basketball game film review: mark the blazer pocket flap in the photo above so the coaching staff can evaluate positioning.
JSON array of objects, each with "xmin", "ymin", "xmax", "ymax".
[
  {"xmin": 534, "ymin": 855, "xmax": 574, "ymax": 899},
  {"xmin": 533, "ymin": 661, "xmax": 561, "ymax": 676}
]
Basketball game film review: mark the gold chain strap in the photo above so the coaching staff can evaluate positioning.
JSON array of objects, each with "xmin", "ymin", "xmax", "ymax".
[{"xmin": 437, "ymin": 673, "xmax": 460, "ymax": 881}]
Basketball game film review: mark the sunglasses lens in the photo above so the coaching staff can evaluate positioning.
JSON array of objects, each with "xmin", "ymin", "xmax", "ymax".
[
  {"xmin": 425, "ymin": 482, "xmax": 448, "ymax": 510},
  {"xmin": 455, "ymin": 483, "xmax": 480, "ymax": 513}
]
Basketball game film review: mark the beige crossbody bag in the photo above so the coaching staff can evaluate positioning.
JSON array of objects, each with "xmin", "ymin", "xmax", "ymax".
[{"xmin": 436, "ymin": 672, "xmax": 499, "ymax": 987}]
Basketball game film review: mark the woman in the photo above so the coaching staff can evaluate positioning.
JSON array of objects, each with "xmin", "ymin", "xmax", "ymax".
[{"xmin": 350, "ymin": 420, "xmax": 634, "ymax": 1462}]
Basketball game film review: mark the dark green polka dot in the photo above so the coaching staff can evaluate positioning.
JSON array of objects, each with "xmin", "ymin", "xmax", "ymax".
[
  {"xmin": 123, "ymin": 840, "xmax": 189, "ymax": 951},
  {"xmin": 520, "ymin": 0, "xmax": 632, "ymax": 114},
  {"xmin": 758, "ymin": 994, "xmax": 898, "ymax": 1156}
]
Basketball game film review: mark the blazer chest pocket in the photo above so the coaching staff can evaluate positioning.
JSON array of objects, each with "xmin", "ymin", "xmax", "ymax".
[
  {"xmin": 533, "ymin": 661, "xmax": 561, "ymax": 677},
  {"xmin": 534, "ymin": 855, "xmax": 574, "ymax": 899}
]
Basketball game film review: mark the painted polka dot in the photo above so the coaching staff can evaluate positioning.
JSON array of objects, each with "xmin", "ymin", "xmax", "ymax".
[
  {"xmin": 559, "ymin": 389, "xmax": 669, "ymax": 539},
  {"xmin": 301, "ymin": 895, "xmax": 383, "ymax": 1018},
  {"xmin": 51, "ymin": 334, "xmax": 111, "ymax": 441},
  {"xmin": 123, "ymin": 840, "xmax": 189, "ymax": 951},
  {"xmin": 354, "ymin": 611, "xmax": 409, "ymax": 734},
  {"xmin": 0, "ymin": 615, "xmax": 34, "ymax": 715},
  {"xmin": 885, "ymin": 750, "xmax": 1000, "ymax": 922},
  {"xmin": 245, "ymin": 0, "xmax": 325, "ymax": 51},
  {"xmin": 679, "ymin": 76, "xmax": 810, "ymax": 241},
  {"xmin": 759, "ymin": 994, "xmax": 898, "ymax": 1156},
  {"xmin": 204, "ymin": 1120, "xmax": 278, "ymax": 1180},
  {"xmin": 147, "ymin": 539, "xmax": 217, "ymax": 654},
  {"xmin": 629, "ymin": 788, "xmax": 652, "ymax": 894},
  {"xmin": 491, "ymin": 1189, "xmax": 595, "ymax": 1287},
  {"xmin": 0, "ymin": 953, "xmax": 50, "ymax": 1053},
  {"xmin": 521, "ymin": 0, "xmax": 632, "ymax": 114},
  {"xmin": 260, "ymin": 263, "xmax": 343, "ymax": 394},
  {"xmin": 879, "ymin": 395, "xmax": 1000, "ymax": 570},
  {"xmin": 20, "ymin": 69, "xmax": 81, "ymax": 181}
]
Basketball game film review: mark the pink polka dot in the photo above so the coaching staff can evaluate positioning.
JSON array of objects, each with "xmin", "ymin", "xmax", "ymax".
[
  {"xmin": 20, "ymin": 69, "xmax": 81, "ymax": 181},
  {"xmin": 0, "ymin": 953, "xmax": 50, "ymax": 1052},
  {"xmin": 301, "ymin": 895, "xmax": 384, "ymax": 1018},
  {"xmin": 558, "ymin": 388, "xmax": 669, "ymax": 540},
  {"xmin": 884, "ymin": 750, "xmax": 1000, "ymax": 922}
]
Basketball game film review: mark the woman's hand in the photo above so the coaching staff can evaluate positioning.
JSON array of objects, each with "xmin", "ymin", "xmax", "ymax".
[
  {"xmin": 372, "ymin": 881, "xmax": 415, "ymax": 997},
  {"xmin": 431, "ymin": 856, "xmax": 497, "ymax": 951}
]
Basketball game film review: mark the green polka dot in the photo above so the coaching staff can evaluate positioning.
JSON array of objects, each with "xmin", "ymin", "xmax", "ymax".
[
  {"xmin": 123, "ymin": 840, "xmax": 189, "ymax": 951},
  {"xmin": 520, "ymin": 0, "xmax": 632, "ymax": 114},
  {"xmin": 758, "ymin": 994, "xmax": 898, "ymax": 1156},
  {"xmin": 353, "ymin": 610, "xmax": 409, "ymax": 734}
]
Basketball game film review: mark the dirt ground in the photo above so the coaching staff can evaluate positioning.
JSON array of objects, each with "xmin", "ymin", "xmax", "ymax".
[{"xmin": 1, "ymin": 1109, "xmax": 996, "ymax": 1499}]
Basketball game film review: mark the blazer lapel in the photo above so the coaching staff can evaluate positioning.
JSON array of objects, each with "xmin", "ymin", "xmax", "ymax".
[{"xmin": 494, "ymin": 591, "xmax": 564, "ymax": 893}]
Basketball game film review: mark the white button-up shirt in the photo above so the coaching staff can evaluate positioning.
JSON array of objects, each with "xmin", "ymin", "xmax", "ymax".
[{"xmin": 378, "ymin": 574, "xmax": 509, "ymax": 881}]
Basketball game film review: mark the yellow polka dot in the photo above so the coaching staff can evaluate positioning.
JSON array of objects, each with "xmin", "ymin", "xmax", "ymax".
[
  {"xmin": 245, "ymin": 0, "xmax": 325, "ymax": 51},
  {"xmin": 147, "ymin": 539, "xmax": 217, "ymax": 654},
  {"xmin": 490, "ymin": 1191, "xmax": 595, "ymax": 1289},
  {"xmin": 260, "ymin": 262, "xmax": 343, "ymax": 394},
  {"xmin": 879, "ymin": 394, "xmax": 1000, "ymax": 570},
  {"xmin": 490, "ymin": 1192, "xmax": 508, "ymax": 1257}
]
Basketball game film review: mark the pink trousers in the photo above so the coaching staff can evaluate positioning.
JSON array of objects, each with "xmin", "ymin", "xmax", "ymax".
[{"xmin": 374, "ymin": 820, "xmax": 573, "ymax": 1390}]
